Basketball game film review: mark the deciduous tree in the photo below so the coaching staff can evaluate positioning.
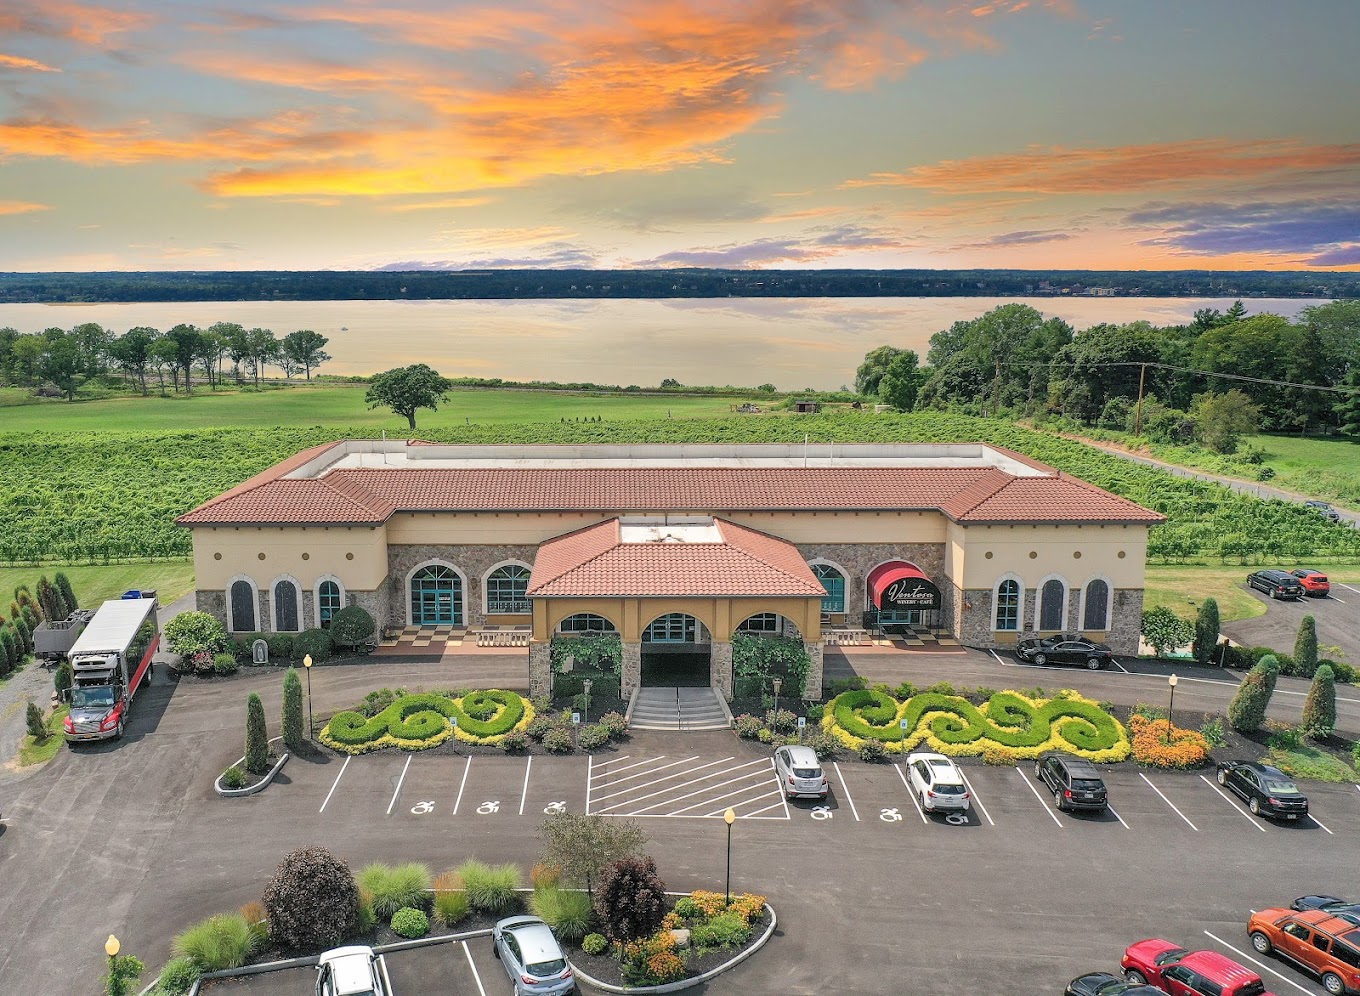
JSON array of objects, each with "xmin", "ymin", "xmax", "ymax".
[
  {"xmin": 365, "ymin": 363, "xmax": 451, "ymax": 430},
  {"xmin": 109, "ymin": 326, "xmax": 158, "ymax": 395},
  {"xmin": 1140, "ymin": 606, "xmax": 1193, "ymax": 657},
  {"xmin": 538, "ymin": 812, "xmax": 646, "ymax": 895},
  {"xmin": 854, "ymin": 345, "xmax": 904, "ymax": 396},
  {"xmin": 1191, "ymin": 389, "xmax": 1259, "ymax": 454},
  {"xmin": 282, "ymin": 330, "xmax": 331, "ymax": 380},
  {"xmin": 877, "ymin": 349, "xmax": 927, "ymax": 412}
]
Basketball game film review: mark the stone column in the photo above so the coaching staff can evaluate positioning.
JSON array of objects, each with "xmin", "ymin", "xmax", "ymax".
[
  {"xmin": 621, "ymin": 642, "xmax": 642, "ymax": 698},
  {"xmin": 803, "ymin": 640, "xmax": 825, "ymax": 700},
  {"xmin": 710, "ymin": 641, "xmax": 734, "ymax": 701},
  {"xmin": 529, "ymin": 641, "xmax": 552, "ymax": 698}
]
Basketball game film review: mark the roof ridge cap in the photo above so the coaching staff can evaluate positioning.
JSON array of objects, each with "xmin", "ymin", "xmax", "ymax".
[
  {"xmin": 714, "ymin": 519, "xmax": 824, "ymax": 593},
  {"xmin": 947, "ymin": 467, "xmax": 1014, "ymax": 519},
  {"xmin": 531, "ymin": 519, "xmax": 622, "ymax": 589}
]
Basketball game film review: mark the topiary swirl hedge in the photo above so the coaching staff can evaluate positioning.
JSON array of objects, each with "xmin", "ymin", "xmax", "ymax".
[
  {"xmin": 320, "ymin": 689, "xmax": 534, "ymax": 754},
  {"xmin": 825, "ymin": 688, "xmax": 1128, "ymax": 762}
]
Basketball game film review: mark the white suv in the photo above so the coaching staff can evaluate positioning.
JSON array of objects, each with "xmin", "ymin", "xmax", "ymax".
[
  {"xmin": 904, "ymin": 751, "xmax": 970, "ymax": 813},
  {"xmin": 774, "ymin": 745, "xmax": 828, "ymax": 799},
  {"xmin": 316, "ymin": 945, "xmax": 392, "ymax": 996}
]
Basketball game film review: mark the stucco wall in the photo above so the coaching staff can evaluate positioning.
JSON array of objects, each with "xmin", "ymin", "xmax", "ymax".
[
  {"xmin": 952, "ymin": 522, "xmax": 1148, "ymax": 591},
  {"xmin": 191, "ymin": 524, "xmax": 388, "ymax": 591}
]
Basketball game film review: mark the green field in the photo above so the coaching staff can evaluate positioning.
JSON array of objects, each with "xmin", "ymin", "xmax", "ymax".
[
  {"xmin": 1143, "ymin": 563, "xmax": 1360, "ymax": 623},
  {"xmin": 1237, "ymin": 433, "xmax": 1360, "ymax": 508},
  {"xmin": 0, "ymin": 383, "xmax": 754, "ymax": 433},
  {"xmin": 0, "ymin": 562, "xmax": 196, "ymax": 608}
]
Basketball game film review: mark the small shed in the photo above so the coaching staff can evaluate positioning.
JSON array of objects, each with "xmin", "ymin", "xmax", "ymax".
[{"xmin": 794, "ymin": 400, "xmax": 821, "ymax": 414}]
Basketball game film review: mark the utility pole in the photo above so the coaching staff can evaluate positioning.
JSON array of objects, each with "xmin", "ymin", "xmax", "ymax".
[
  {"xmin": 992, "ymin": 359, "xmax": 1002, "ymax": 417},
  {"xmin": 1133, "ymin": 363, "xmax": 1147, "ymax": 436}
]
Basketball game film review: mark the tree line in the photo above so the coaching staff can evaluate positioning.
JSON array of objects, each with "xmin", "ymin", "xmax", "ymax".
[
  {"xmin": 0, "ymin": 323, "xmax": 331, "ymax": 399},
  {"xmin": 1, "ymin": 268, "xmax": 1357, "ymax": 303},
  {"xmin": 855, "ymin": 299, "xmax": 1360, "ymax": 452}
]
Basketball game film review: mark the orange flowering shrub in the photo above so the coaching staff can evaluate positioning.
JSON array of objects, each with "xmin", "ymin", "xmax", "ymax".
[
  {"xmin": 661, "ymin": 911, "xmax": 682, "ymax": 930},
  {"xmin": 621, "ymin": 930, "xmax": 686, "ymax": 986},
  {"xmin": 1129, "ymin": 714, "xmax": 1210, "ymax": 769},
  {"xmin": 726, "ymin": 893, "xmax": 767, "ymax": 925},
  {"xmin": 688, "ymin": 890, "xmax": 729, "ymax": 919},
  {"xmin": 645, "ymin": 951, "xmax": 685, "ymax": 983}
]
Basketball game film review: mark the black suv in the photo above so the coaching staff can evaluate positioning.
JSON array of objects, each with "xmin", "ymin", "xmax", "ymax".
[
  {"xmin": 1246, "ymin": 570, "xmax": 1304, "ymax": 600},
  {"xmin": 1034, "ymin": 753, "xmax": 1108, "ymax": 812},
  {"xmin": 1304, "ymin": 500, "xmax": 1342, "ymax": 522}
]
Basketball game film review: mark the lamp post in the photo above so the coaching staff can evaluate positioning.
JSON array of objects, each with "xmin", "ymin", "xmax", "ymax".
[
  {"xmin": 582, "ymin": 678, "xmax": 593, "ymax": 726},
  {"xmin": 303, "ymin": 653, "xmax": 314, "ymax": 739},
  {"xmin": 723, "ymin": 807, "xmax": 736, "ymax": 907},
  {"xmin": 1165, "ymin": 673, "xmax": 1179, "ymax": 743},
  {"xmin": 772, "ymin": 677, "xmax": 782, "ymax": 721},
  {"xmin": 105, "ymin": 934, "xmax": 120, "ymax": 986}
]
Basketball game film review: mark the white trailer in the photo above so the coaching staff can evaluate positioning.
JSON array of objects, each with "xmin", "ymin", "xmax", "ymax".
[{"xmin": 64, "ymin": 596, "xmax": 160, "ymax": 742}]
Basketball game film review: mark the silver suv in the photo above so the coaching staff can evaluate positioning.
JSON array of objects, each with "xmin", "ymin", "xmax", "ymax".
[
  {"xmin": 492, "ymin": 916, "xmax": 576, "ymax": 995},
  {"xmin": 774, "ymin": 745, "xmax": 828, "ymax": 799}
]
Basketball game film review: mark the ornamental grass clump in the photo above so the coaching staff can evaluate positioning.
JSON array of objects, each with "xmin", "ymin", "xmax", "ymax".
[
  {"xmin": 456, "ymin": 860, "xmax": 522, "ymax": 914},
  {"xmin": 357, "ymin": 862, "xmax": 431, "ymax": 918},
  {"xmin": 529, "ymin": 886, "xmax": 594, "ymax": 943},
  {"xmin": 171, "ymin": 913, "xmax": 258, "ymax": 972},
  {"xmin": 1129, "ymin": 714, "xmax": 1210, "ymax": 769},
  {"xmin": 431, "ymin": 871, "xmax": 471, "ymax": 927}
]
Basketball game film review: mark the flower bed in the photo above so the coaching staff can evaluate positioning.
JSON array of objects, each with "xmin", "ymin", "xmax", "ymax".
[
  {"xmin": 822, "ymin": 688, "xmax": 1129, "ymax": 762},
  {"xmin": 1128, "ymin": 714, "xmax": 1210, "ymax": 769},
  {"xmin": 320, "ymin": 689, "xmax": 534, "ymax": 753}
]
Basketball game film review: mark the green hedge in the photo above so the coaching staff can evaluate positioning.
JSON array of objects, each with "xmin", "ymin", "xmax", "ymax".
[
  {"xmin": 552, "ymin": 670, "xmax": 621, "ymax": 701},
  {"xmin": 324, "ymin": 689, "xmax": 530, "ymax": 751}
]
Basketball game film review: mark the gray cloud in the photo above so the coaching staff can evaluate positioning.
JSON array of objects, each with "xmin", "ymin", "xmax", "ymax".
[
  {"xmin": 952, "ymin": 229, "xmax": 1075, "ymax": 250},
  {"xmin": 375, "ymin": 243, "xmax": 600, "ymax": 270},
  {"xmin": 633, "ymin": 225, "xmax": 914, "ymax": 268},
  {"xmin": 1127, "ymin": 199, "xmax": 1360, "ymax": 265}
]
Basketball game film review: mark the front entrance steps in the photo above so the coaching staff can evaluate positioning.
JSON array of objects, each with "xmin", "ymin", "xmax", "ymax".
[{"xmin": 629, "ymin": 686, "xmax": 730, "ymax": 732}]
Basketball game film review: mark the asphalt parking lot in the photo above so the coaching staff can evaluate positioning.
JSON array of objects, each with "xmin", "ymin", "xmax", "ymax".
[
  {"xmin": 5, "ymin": 655, "xmax": 1360, "ymax": 995},
  {"xmin": 1223, "ymin": 580, "xmax": 1360, "ymax": 666}
]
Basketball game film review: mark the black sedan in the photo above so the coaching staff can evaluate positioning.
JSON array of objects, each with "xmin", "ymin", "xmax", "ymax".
[
  {"xmin": 1066, "ymin": 972, "xmax": 1162, "ymax": 996},
  {"xmin": 1292, "ymin": 896, "xmax": 1360, "ymax": 920},
  {"xmin": 1215, "ymin": 760, "xmax": 1309, "ymax": 820},
  {"xmin": 1015, "ymin": 634, "xmax": 1115, "ymax": 670}
]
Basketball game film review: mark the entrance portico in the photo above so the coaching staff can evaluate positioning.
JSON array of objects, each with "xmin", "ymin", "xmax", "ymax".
[{"xmin": 526, "ymin": 517, "xmax": 826, "ymax": 701}]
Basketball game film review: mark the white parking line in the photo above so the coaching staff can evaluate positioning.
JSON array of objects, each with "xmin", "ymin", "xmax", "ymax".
[
  {"xmin": 832, "ymin": 762, "xmax": 861, "ymax": 822},
  {"xmin": 698, "ymin": 789, "xmax": 786, "ymax": 818},
  {"xmin": 519, "ymin": 756, "xmax": 532, "ymax": 816},
  {"xmin": 742, "ymin": 797, "xmax": 790, "ymax": 818},
  {"xmin": 604, "ymin": 762, "xmax": 775, "ymax": 816},
  {"xmin": 386, "ymin": 755, "xmax": 412, "ymax": 816},
  {"xmin": 590, "ymin": 757, "xmax": 728, "ymax": 803},
  {"xmin": 1110, "ymin": 658, "xmax": 1130, "ymax": 673},
  {"xmin": 1202, "ymin": 931, "xmax": 1313, "ymax": 995},
  {"xmin": 452, "ymin": 755, "xmax": 471, "ymax": 815},
  {"xmin": 1015, "ymin": 767, "xmax": 1064, "ymax": 827},
  {"xmin": 1338, "ymin": 582, "xmax": 1360, "ymax": 594},
  {"xmin": 462, "ymin": 940, "xmax": 488, "ymax": 996},
  {"xmin": 319, "ymin": 755, "xmax": 351, "ymax": 814},
  {"xmin": 1328, "ymin": 594, "xmax": 1346, "ymax": 603},
  {"xmin": 670, "ymin": 780, "xmax": 783, "ymax": 816},
  {"xmin": 1139, "ymin": 773, "xmax": 1199, "ymax": 831},
  {"xmin": 590, "ymin": 756, "xmax": 703, "ymax": 794},
  {"xmin": 895, "ymin": 764, "xmax": 929, "ymax": 823},
  {"xmin": 1106, "ymin": 804, "xmax": 1132, "ymax": 830},
  {"xmin": 1308, "ymin": 812, "xmax": 1334, "ymax": 835},
  {"xmin": 1199, "ymin": 775, "xmax": 1267, "ymax": 831},
  {"xmin": 590, "ymin": 753, "xmax": 636, "ymax": 770},
  {"xmin": 959, "ymin": 771, "xmax": 995, "ymax": 826},
  {"xmin": 585, "ymin": 754, "xmax": 592, "ymax": 814}
]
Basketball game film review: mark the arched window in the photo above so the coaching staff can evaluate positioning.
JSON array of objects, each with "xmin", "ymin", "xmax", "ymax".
[
  {"xmin": 273, "ymin": 579, "xmax": 300, "ymax": 633},
  {"xmin": 1082, "ymin": 579, "xmax": 1110, "ymax": 631},
  {"xmin": 994, "ymin": 579, "xmax": 1021, "ymax": 631},
  {"xmin": 1039, "ymin": 578, "xmax": 1067, "ymax": 631},
  {"xmin": 317, "ymin": 579, "xmax": 343, "ymax": 629},
  {"xmin": 485, "ymin": 564, "xmax": 531, "ymax": 614},
  {"xmin": 229, "ymin": 579, "xmax": 256, "ymax": 633},
  {"xmin": 558, "ymin": 613, "xmax": 617, "ymax": 634},
  {"xmin": 410, "ymin": 564, "xmax": 462, "ymax": 625},
  {"xmin": 812, "ymin": 564, "xmax": 846, "ymax": 614}
]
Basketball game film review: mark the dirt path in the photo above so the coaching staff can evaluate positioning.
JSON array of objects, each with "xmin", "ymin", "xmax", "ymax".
[{"xmin": 0, "ymin": 662, "xmax": 55, "ymax": 780}]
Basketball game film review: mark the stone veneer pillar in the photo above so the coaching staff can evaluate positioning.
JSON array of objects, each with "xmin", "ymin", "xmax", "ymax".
[
  {"xmin": 621, "ymin": 642, "xmax": 642, "ymax": 698},
  {"xmin": 710, "ymin": 641, "xmax": 734, "ymax": 701},
  {"xmin": 803, "ymin": 641, "xmax": 825, "ymax": 700},
  {"xmin": 528, "ymin": 641, "xmax": 552, "ymax": 698}
]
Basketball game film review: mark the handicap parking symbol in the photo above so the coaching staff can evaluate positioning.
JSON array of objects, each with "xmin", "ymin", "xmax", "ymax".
[
  {"xmin": 542, "ymin": 801, "xmax": 567, "ymax": 815},
  {"xmin": 409, "ymin": 800, "xmax": 435, "ymax": 815},
  {"xmin": 879, "ymin": 808, "xmax": 903, "ymax": 823},
  {"xmin": 477, "ymin": 800, "xmax": 501, "ymax": 815},
  {"xmin": 944, "ymin": 812, "xmax": 969, "ymax": 826},
  {"xmin": 810, "ymin": 806, "xmax": 833, "ymax": 820}
]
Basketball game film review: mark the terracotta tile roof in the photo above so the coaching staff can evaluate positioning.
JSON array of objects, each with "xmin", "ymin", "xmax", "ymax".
[
  {"xmin": 178, "ymin": 448, "xmax": 1164, "ymax": 526},
  {"xmin": 528, "ymin": 519, "xmax": 827, "ymax": 598}
]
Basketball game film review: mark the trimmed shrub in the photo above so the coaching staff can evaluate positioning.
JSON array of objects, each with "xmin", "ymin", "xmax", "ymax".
[
  {"xmin": 154, "ymin": 957, "xmax": 200, "ymax": 996},
  {"xmin": 164, "ymin": 612, "xmax": 229, "ymax": 657},
  {"xmin": 542, "ymin": 728, "xmax": 574, "ymax": 754},
  {"xmin": 329, "ymin": 605, "xmax": 376, "ymax": 650},
  {"xmin": 26, "ymin": 700, "xmax": 48, "ymax": 741},
  {"xmin": 221, "ymin": 765, "xmax": 247, "ymax": 789},
  {"xmin": 282, "ymin": 668, "xmax": 304, "ymax": 749},
  {"xmin": 599, "ymin": 711, "xmax": 628, "ymax": 739},
  {"xmin": 981, "ymin": 745, "xmax": 1020, "ymax": 765},
  {"xmin": 500, "ymin": 729, "xmax": 530, "ymax": 753},
  {"xmin": 357, "ymin": 862, "xmax": 431, "ymax": 918},
  {"xmin": 1295, "ymin": 616, "xmax": 1319, "ymax": 676},
  {"xmin": 390, "ymin": 908, "xmax": 429, "ymax": 939},
  {"xmin": 262, "ymin": 847, "xmax": 361, "ymax": 952},
  {"xmin": 456, "ymin": 860, "xmax": 522, "ymax": 914},
  {"xmin": 594, "ymin": 856, "xmax": 667, "ymax": 944},
  {"xmin": 733, "ymin": 714, "xmax": 765, "ymax": 739},
  {"xmin": 764, "ymin": 708, "xmax": 796, "ymax": 734},
  {"xmin": 858, "ymin": 739, "xmax": 887, "ymax": 763},
  {"xmin": 265, "ymin": 633, "xmax": 295, "ymax": 661},
  {"xmin": 1228, "ymin": 660, "xmax": 1275, "ymax": 733},
  {"xmin": 530, "ymin": 886, "xmax": 594, "ymax": 943},
  {"xmin": 803, "ymin": 729, "xmax": 840, "ymax": 760},
  {"xmin": 293, "ymin": 628, "xmax": 334, "ymax": 664},
  {"xmin": 691, "ymin": 911, "xmax": 751, "ymax": 950},
  {"xmin": 1192, "ymin": 598, "xmax": 1220, "ymax": 665},
  {"xmin": 582, "ymin": 933, "xmax": 608, "ymax": 956},
  {"xmin": 322, "ymin": 689, "xmax": 532, "ymax": 752},
  {"xmin": 245, "ymin": 692, "xmax": 269, "ymax": 775},
  {"xmin": 432, "ymin": 871, "xmax": 471, "ymax": 927},
  {"xmin": 212, "ymin": 653, "xmax": 239, "ymax": 675},
  {"xmin": 1302, "ymin": 665, "xmax": 1337, "ymax": 739},
  {"xmin": 578, "ymin": 723, "xmax": 611, "ymax": 750},
  {"xmin": 171, "ymin": 913, "xmax": 257, "ymax": 971}
]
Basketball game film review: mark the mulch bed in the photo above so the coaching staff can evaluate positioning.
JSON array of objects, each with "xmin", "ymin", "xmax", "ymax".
[{"xmin": 569, "ymin": 908, "xmax": 772, "ymax": 990}]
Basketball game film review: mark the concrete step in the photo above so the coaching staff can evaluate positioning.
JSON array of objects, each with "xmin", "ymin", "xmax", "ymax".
[{"xmin": 628, "ymin": 685, "xmax": 730, "ymax": 733}]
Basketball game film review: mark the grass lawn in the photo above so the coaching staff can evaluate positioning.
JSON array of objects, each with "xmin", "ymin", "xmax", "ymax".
[
  {"xmin": 0, "ymin": 383, "xmax": 756, "ymax": 433},
  {"xmin": 1145, "ymin": 564, "xmax": 1360, "ymax": 623},
  {"xmin": 1236, "ymin": 433, "xmax": 1360, "ymax": 508},
  {"xmin": 0, "ymin": 561, "xmax": 195, "ymax": 607},
  {"xmin": 1266, "ymin": 744, "xmax": 1359, "ymax": 783},
  {"xmin": 18, "ymin": 705, "xmax": 69, "ymax": 767}
]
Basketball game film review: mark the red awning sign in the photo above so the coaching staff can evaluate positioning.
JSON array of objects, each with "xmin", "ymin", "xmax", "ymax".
[{"xmin": 868, "ymin": 561, "xmax": 941, "ymax": 611}]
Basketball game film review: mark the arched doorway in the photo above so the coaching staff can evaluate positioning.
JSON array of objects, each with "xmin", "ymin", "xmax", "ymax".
[
  {"xmin": 409, "ymin": 564, "xmax": 463, "ymax": 625},
  {"xmin": 732, "ymin": 613, "xmax": 805, "ymax": 698},
  {"xmin": 641, "ymin": 612, "xmax": 709, "ymax": 686}
]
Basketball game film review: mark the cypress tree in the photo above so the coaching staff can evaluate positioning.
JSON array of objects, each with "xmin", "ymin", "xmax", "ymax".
[
  {"xmin": 13, "ymin": 613, "xmax": 33, "ymax": 654},
  {"xmin": 1302, "ymin": 665, "xmax": 1336, "ymax": 739},
  {"xmin": 0, "ymin": 625, "xmax": 16, "ymax": 675},
  {"xmin": 1192, "ymin": 598, "xmax": 1220, "ymax": 665},
  {"xmin": 1293, "ymin": 615, "xmax": 1318, "ymax": 677},
  {"xmin": 282, "ymin": 667, "xmax": 304, "ymax": 749},
  {"xmin": 245, "ymin": 692, "xmax": 269, "ymax": 774},
  {"xmin": 18, "ymin": 588, "xmax": 42, "ymax": 622},
  {"xmin": 1228, "ymin": 659, "xmax": 1274, "ymax": 732},
  {"xmin": 54, "ymin": 572, "xmax": 78, "ymax": 612},
  {"xmin": 36, "ymin": 576, "xmax": 60, "ymax": 621},
  {"xmin": 26, "ymin": 700, "xmax": 48, "ymax": 741},
  {"xmin": 54, "ymin": 659, "xmax": 73, "ymax": 700}
]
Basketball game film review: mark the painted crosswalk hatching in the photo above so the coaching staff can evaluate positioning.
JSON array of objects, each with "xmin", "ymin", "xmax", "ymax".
[{"xmin": 587, "ymin": 754, "xmax": 791, "ymax": 819}]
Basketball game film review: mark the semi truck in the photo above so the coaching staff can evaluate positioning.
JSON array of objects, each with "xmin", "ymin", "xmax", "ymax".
[{"xmin": 63, "ymin": 594, "xmax": 160, "ymax": 743}]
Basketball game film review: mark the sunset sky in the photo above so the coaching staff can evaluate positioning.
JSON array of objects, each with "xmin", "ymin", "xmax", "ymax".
[{"xmin": 1, "ymin": 0, "xmax": 1357, "ymax": 272}]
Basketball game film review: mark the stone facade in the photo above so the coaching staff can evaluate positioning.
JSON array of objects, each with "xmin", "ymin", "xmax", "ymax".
[
  {"xmin": 956, "ymin": 585, "xmax": 1143, "ymax": 655},
  {"xmin": 621, "ymin": 641, "xmax": 642, "ymax": 698},
  {"xmin": 196, "ymin": 589, "xmax": 227, "ymax": 626},
  {"xmin": 803, "ymin": 641, "xmax": 824, "ymax": 699},
  {"xmin": 528, "ymin": 641, "xmax": 552, "ymax": 697},
  {"xmin": 796, "ymin": 542, "xmax": 948, "ymax": 626},
  {"xmin": 386, "ymin": 544, "xmax": 539, "ymax": 627},
  {"xmin": 710, "ymin": 641, "xmax": 733, "ymax": 700}
]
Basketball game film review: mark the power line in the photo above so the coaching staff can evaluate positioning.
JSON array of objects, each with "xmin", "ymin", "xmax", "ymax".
[{"xmin": 998, "ymin": 359, "xmax": 1360, "ymax": 395}]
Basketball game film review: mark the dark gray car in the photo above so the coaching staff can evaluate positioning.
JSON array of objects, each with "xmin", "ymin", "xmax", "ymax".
[{"xmin": 1034, "ymin": 753, "xmax": 1108, "ymax": 812}]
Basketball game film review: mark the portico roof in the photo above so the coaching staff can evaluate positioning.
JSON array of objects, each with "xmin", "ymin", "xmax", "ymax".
[{"xmin": 527, "ymin": 517, "xmax": 828, "ymax": 599}]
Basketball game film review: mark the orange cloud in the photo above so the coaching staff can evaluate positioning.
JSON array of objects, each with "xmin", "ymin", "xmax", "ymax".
[
  {"xmin": 0, "ymin": 53, "xmax": 60, "ymax": 72},
  {"xmin": 844, "ymin": 138, "xmax": 1360, "ymax": 193},
  {"xmin": 0, "ymin": 1, "xmax": 151, "ymax": 47},
  {"xmin": 0, "ymin": 199, "xmax": 52, "ymax": 215}
]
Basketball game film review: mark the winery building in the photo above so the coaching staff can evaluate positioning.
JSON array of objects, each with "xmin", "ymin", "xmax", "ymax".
[{"xmin": 178, "ymin": 440, "xmax": 1163, "ymax": 699}]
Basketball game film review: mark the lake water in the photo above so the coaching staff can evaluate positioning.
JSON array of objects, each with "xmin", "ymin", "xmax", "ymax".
[{"xmin": 0, "ymin": 296, "xmax": 1318, "ymax": 391}]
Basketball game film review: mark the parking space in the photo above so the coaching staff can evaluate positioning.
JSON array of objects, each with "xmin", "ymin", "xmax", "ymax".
[{"xmin": 586, "ymin": 753, "xmax": 789, "ymax": 820}]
